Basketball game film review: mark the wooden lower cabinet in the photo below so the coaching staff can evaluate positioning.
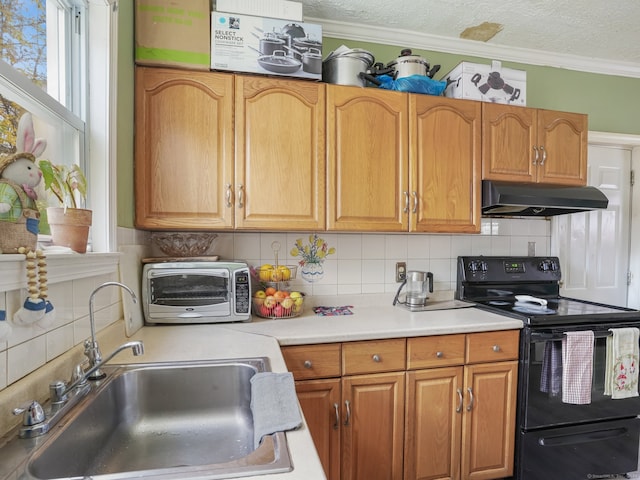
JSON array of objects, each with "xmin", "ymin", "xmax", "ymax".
[
  {"xmin": 405, "ymin": 362, "xmax": 518, "ymax": 480},
  {"xmin": 283, "ymin": 331, "xmax": 518, "ymax": 480},
  {"xmin": 295, "ymin": 379, "xmax": 342, "ymax": 480},
  {"xmin": 342, "ymin": 372, "xmax": 406, "ymax": 480}
]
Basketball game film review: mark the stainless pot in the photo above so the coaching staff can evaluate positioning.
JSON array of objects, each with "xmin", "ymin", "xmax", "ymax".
[
  {"xmin": 322, "ymin": 48, "xmax": 375, "ymax": 87},
  {"xmin": 301, "ymin": 48, "xmax": 322, "ymax": 74},
  {"xmin": 386, "ymin": 48, "xmax": 441, "ymax": 79},
  {"xmin": 292, "ymin": 35, "xmax": 322, "ymax": 55}
]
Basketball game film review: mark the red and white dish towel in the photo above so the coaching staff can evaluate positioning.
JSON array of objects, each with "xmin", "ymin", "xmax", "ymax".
[
  {"xmin": 605, "ymin": 327, "xmax": 639, "ymax": 399},
  {"xmin": 562, "ymin": 331, "xmax": 594, "ymax": 404}
]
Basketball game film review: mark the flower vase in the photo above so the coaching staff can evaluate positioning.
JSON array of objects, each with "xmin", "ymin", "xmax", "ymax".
[{"xmin": 301, "ymin": 261, "xmax": 324, "ymax": 283}]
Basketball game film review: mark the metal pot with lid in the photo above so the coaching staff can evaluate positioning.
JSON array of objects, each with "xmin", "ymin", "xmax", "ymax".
[
  {"xmin": 380, "ymin": 48, "xmax": 441, "ymax": 80},
  {"xmin": 322, "ymin": 46, "xmax": 375, "ymax": 87}
]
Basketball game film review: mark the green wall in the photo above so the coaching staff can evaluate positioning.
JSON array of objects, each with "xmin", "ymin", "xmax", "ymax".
[{"xmin": 116, "ymin": 4, "xmax": 640, "ymax": 228}]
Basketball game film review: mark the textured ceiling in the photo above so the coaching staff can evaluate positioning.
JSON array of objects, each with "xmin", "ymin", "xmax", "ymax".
[{"xmin": 302, "ymin": 0, "xmax": 640, "ymax": 69}]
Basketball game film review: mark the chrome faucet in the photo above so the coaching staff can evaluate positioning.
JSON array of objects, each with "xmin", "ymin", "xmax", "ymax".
[
  {"xmin": 85, "ymin": 282, "xmax": 138, "ymax": 380},
  {"xmin": 13, "ymin": 340, "xmax": 144, "ymax": 438}
]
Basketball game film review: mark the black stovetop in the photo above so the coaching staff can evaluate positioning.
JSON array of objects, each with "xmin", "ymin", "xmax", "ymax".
[{"xmin": 456, "ymin": 256, "xmax": 640, "ymax": 326}]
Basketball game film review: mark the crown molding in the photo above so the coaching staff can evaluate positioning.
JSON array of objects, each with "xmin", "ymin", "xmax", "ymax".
[
  {"xmin": 310, "ymin": 17, "xmax": 640, "ymax": 79},
  {"xmin": 589, "ymin": 131, "xmax": 640, "ymax": 147}
]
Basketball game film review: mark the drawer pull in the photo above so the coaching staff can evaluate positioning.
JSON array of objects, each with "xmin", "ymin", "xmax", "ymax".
[
  {"xmin": 333, "ymin": 403, "xmax": 340, "ymax": 430},
  {"xmin": 372, "ymin": 354, "xmax": 381, "ymax": 363},
  {"xmin": 344, "ymin": 400, "xmax": 351, "ymax": 426},
  {"xmin": 436, "ymin": 351, "xmax": 443, "ymax": 358},
  {"xmin": 466, "ymin": 387, "xmax": 474, "ymax": 411},
  {"xmin": 303, "ymin": 360, "xmax": 312, "ymax": 369},
  {"xmin": 456, "ymin": 388, "xmax": 463, "ymax": 413},
  {"xmin": 492, "ymin": 345, "xmax": 501, "ymax": 352}
]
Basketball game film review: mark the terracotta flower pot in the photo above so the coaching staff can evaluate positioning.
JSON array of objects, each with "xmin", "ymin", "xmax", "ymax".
[{"xmin": 46, "ymin": 207, "xmax": 92, "ymax": 253}]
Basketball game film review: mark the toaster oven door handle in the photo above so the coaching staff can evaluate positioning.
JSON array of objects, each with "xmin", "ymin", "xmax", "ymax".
[{"xmin": 178, "ymin": 313, "xmax": 204, "ymax": 318}]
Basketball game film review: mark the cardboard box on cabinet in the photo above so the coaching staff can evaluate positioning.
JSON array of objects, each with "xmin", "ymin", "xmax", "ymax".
[
  {"xmin": 211, "ymin": 12, "xmax": 322, "ymax": 80},
  {"xmin": 135, "ymin": 0, "xmax": 211, "ymax": 70},
  {"xmin": 442, "ymin": 60, "xmax": 527, "ymax": 106}
]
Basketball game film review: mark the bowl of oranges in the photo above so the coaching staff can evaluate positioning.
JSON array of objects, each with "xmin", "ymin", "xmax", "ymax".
[{"xmin": 252, "ymin": 287, "xmax": 305, "ymax": 319}]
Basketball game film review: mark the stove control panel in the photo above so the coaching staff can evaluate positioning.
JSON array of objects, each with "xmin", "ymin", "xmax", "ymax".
[{"xmin": 458, "ymin": 256, "xmax": 562, "ymax": 283}]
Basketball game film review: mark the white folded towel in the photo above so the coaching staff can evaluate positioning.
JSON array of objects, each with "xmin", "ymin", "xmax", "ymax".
[
  {"xmin": 605, "ymin": 327, "xmax": 639, "ymax": 399},
  {"xmin": 562, "ymin": 331, "xmax": 594, "ymax": 404}
]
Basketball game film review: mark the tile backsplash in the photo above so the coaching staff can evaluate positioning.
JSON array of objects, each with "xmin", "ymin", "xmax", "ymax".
[{"xmin": 0, "ymin": 217, "xmax": 549, "ymax": 394}]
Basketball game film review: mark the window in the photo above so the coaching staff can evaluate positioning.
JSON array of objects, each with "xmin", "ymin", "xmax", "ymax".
[{"xmin": 1, "ymin": 0, "xmax": 117, "ymax": 251}]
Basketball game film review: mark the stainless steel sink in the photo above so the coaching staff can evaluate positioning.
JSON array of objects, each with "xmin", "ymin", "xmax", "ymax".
[{"xmin": 24, "ymin": 358, "xmax": 291, "ymax": 480}]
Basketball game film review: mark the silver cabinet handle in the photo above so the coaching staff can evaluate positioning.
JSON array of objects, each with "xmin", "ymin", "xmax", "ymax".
[
  {"xmin": 225, "ymin": 183, "xmax": 233, "ymax": 208},
  {"xmin": 412, "ymin": 191, "xmax": 418, "ymax": 214},
  {"xmin": 237, "ymin": 184, "xmax": 244, "ymax": 208},
  {"xmin": 466, "ymin": 387, "xmax": 474, "ymax": 411},
  {"xmin": 456, "ymin": 388, "xmax": 463, "ymax": 413},
  {"xmin": 403, "ymin": 191, "xmax": 409, "ymax": 213},
  {"xmin": 532, "ymin": 146, "xmax": 539, "ymax": 165},
  {"xmin": 344, "ymin": 400, "xmax": 351, "ymax": 426},
  {"xmin": 539, "ymin": 145, "xmax": 547, "ymax": 165},
  {"xmin": 303, "ymin": 360, "xmax": 312, "ymax": 369},
  {"xmin": 492, "ymin": 345, "xmax": 501, "ymax": 352},
  {"xmin": 436, "ymin": 351, "xmax": 443, "ymax": 358},
  {"xmin": 372, "ymin": 354, "xmax": 381, "ymax": 362},
  {"xmin": 333, "ymin": 403, "xmax": 340, "ymax": 430}
]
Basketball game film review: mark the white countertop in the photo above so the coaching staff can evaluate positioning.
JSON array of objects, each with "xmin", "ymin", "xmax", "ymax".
[{"xmin": 220, "ymin": 294, "xmax": 523, "ymax": 345}]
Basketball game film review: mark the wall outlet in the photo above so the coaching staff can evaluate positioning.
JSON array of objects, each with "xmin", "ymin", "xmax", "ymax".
[
  {"xmin": 396, "ymin": 262, "xmax": 407, "ymax": 282},
  {"xmin": 528, "ymin": 241, "xmax": 536, "ymax": 256}
]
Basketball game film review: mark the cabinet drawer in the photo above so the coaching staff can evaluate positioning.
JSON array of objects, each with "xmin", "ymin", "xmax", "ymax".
[
  {"xmin": 342, "ymin": 338, "xmax": 406, "ymax": 375},
  {"xmin": 282, "ymin": 343, "xmax": 341, "ymax": 380},
  {"xmin": 407, "ymin": 334, "xmax": 466, "ymax": 369},
  {"xmin": 465, "ymin": 330, "xmax": 520, "ymax": 363}
]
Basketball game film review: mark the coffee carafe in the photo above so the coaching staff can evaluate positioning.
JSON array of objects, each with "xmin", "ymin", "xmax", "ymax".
[{"xmin": 393, "ymin": 270, "xmax": 434, "ymax": 308}]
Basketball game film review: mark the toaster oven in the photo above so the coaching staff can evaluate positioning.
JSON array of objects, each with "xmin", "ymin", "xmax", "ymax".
[{"xmin": 142, "ymin": 261, "xmax": 251, "ymax": 324}]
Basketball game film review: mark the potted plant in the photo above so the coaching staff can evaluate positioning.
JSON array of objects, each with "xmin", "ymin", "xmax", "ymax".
[{"xmin": 38, "ymin": 160, "xmax": 92, "ymax": 253}]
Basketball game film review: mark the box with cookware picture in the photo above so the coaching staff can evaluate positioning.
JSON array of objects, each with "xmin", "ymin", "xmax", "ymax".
[{"xmin": 211, "ymin": 12, "xmax": 323, "ymax": 80}]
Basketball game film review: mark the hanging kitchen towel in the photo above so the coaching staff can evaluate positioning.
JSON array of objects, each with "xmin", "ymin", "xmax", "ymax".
[
  {"xmin": 562, "ymin": 330, "xmax": 594, "ymax": 404},
  {"xmin": 605, "ymin": 327, "xmax": 639, "ymax": 399},
  {"xmin": 250, "ymin": 372, "xmax": 302, "ymax": 449},
  {"xmin": 540, "ymin": 340, "xmax": 562, "ymax": 396}
]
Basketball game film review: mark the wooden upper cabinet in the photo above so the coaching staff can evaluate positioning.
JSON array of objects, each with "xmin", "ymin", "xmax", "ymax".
[
  {"xmin": 327, "ymin": 85, "xmax": 409, "ymax": 231},
  {"xmin": 536, "ymin": 109, "xmax": 588, "ymax": 185},
  {"xmin": 235, "ymin": 76, "xmax": 326, "ymax": 230},
  {"xmin": 482, "ymin": 103, "xmax": 587, "ymax": 186},
  {"xmin": 410, "ymin": 95, "xmax": 481, "ymax": 233},
  {"xmin": 135, "ymin": 66, "xmax": 234, "ymax": 229}
]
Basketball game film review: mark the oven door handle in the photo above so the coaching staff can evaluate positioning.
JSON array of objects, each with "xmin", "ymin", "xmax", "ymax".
[{"xmin": 530, "ymin": 331, "xmax": 612, "ymax": 341}]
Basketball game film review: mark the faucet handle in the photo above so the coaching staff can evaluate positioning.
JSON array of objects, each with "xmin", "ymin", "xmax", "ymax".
[{"xmin": 13, "ymin": 401, "xmax": 45, "ymax": 426}]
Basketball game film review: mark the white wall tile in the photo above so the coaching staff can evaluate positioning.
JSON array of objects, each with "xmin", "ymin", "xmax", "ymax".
[
  {"xmin": 336, "ymin": 235, "xmax": 362, "ymax": 260},
  {"xmin": 362, "ymin": 260, "xmax": 385, "ymax": 284},
  {"xmin": 362, "ymin": 234, "xmax": 386, "ymax": 259},
  {"xmin": 8, "ymin": 336, "xmax": 46, "ymax": 384},
  {"xmin": 46, "ymin": 324, "xmax": 75, "ymax": 361},
  {"xmin": 451, "ymin": 235, "xmax": 473, "ymax": 258},
  {"xmin": 338, "ymin": 259, "xmax": 362, "ymax": 284},
  {"xmin": 233, "ymin": 233, "xmax": 261, "ymax": 260},
  {"xmin": 0, "ymin": 350, "xmax": 6, "ymax": 389},
  {"xmin": 384, "ymin": 235, "xmax": 408, "ymax": 259},
  {"xmin": 407, "ymin": 235, "xmax": 430, "ymax": 259},
  {"xmin": 430, "ymin": 236, "xmax": 451, "ymax": 258}
]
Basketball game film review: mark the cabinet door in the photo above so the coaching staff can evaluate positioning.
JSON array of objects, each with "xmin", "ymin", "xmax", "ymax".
[
  {"xmin": 235, "ymin": 76, "xmax": 326, "ymax": 230},
  {"xmin": 410, "ymin": 95, "xmax": 481, "ymax": 233},
  {"xmin": 134, "ymin": 67, "xmax": 234, "ymax": 229},
  {"xmin": 327, "ymin": 85, "xmax": 409, "ymax": 231},
  {"xmin": 342, "ymin": 372, "xmax": 406, "ymax": 480},
  {"xmin": 536, "ymin": 109, "xmax": 588, "ymax": 186},
  {"xmin": 482, "ymin": 104, "xmax": 536, "ymax": 183},
  {"xmin": 461, "ymin": 361, "xmax": 518, "ymax": 480},
  {"xmin": 295, "ymin": 379, "xmax": 341, "ymax": 480},
  {"xmin": 405, "ymin": 367, "xmax": 463, "ymax": 480}
]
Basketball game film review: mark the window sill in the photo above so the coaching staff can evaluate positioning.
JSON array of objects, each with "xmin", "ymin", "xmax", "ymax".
[{"xmin": 0, "ymin": 252, "xmax": 121, "ymax": 293}]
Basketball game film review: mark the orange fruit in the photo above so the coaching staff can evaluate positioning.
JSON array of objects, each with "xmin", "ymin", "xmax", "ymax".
[
  {"xmin": 265, "ymin": 286, "xmax": 277, "ymax": 296},
  {"xmin": 273, "ymin": 290, "xmax": 287, "ymax": 300}
]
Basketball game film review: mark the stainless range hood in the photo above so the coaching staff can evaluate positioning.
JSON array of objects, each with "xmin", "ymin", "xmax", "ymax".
[{"xmin": 482, "ymin": 180, "xmax": 609, "ymax": 216}]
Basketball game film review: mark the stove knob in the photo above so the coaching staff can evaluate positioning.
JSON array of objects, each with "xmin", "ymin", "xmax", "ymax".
[
  {"xmin": 468, "ymin": 260, "xmax": 488, "ymax": 273},
  {"xmin": 538, "ymin": 259, "xmax": 558, "ymax": 272}
]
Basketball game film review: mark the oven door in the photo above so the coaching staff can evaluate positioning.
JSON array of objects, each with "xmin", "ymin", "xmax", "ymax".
[
  {"xmin": 522, "ymin": 323, "xmax": 640, "ymax": 430},
  {"xmin": 145, "ymin": 268, "xmax": 231, "ymax": 320}
]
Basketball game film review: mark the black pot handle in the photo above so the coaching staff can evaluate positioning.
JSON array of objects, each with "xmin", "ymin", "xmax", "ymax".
[{"xmin": 359, "ymin": 72, "xmax": 382, "ymax": 86}]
